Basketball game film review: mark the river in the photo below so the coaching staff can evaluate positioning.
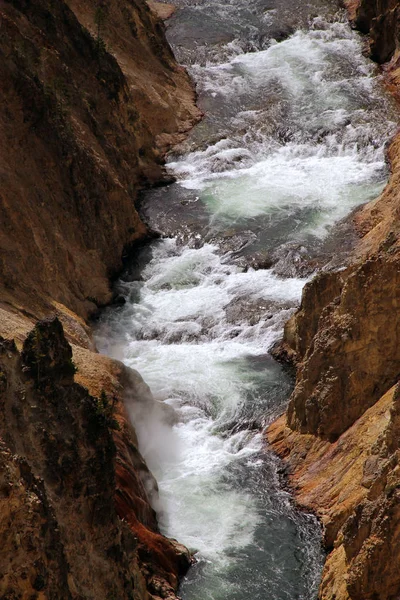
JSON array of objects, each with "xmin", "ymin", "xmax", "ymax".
[{"xmin": 95, "ymin": 1, "xmax": 397, "ymax": 598}]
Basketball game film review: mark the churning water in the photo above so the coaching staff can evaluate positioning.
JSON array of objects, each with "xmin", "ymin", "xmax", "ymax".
[{"xmin": 95, "ymin": 1, "xmax": 397, "ymax": 598}]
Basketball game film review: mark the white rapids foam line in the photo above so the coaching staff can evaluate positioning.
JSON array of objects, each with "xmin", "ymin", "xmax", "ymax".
[
  {"xmin": 113, "ymin": 241, "xmax": 305, "ymax": 348},
  {"xmin": 96, "ymin": 239, "xmax": 306, "ymax": 565},
  {"xmin": 168, "ymin": 20, "xmax": 394, "ymax": 237}
]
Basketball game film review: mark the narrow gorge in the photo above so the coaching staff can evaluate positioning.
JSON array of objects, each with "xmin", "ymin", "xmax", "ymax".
[{"xmin": 1, "ymin": 0, "xmax": 400, "ymax": 599}]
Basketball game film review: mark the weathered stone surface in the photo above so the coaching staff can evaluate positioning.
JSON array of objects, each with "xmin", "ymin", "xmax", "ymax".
[
  {"xmin": 0, "ymin": 0, "xmax": 199, "ymax": 597},
  {"xmin": 0, "ymin": 445, "xmax": 72, "ymax": 599},
  {"xmin": 268, "ymin": 3, "xmax": 400, "ymax": 597},
  {"xmin": 268, "ymin": 385, "xmax": 400, "ymax": 600},
  {"xmin": 0, "ymin": 0, "xmax": 200, "ymax": 321},
  {"xmin": 285, "ymin": 256, "xmax": 400, "ymax": 440},
  {"xmin": 21, "ymin": 317, "xmax": 77, "ymax": 387},
  {"xmin": 345, "ymin": 0, "xmax": 400, "ymax": 63},
  {"xmin": 0, "ymin": 318, "xmax": 189, "ymax": 600},
  {"xmin": 271, "ymin": 189, "xmax": 400, "ymax": 597}
]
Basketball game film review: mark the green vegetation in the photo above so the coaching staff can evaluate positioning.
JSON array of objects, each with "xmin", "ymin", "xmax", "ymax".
[{"xmin": 95, "ymin": 390, "xmax": 120, "ymax": 431}]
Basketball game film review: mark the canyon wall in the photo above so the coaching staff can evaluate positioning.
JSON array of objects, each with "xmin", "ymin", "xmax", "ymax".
[
  {"xmin": 0, "ymin": 0, "xmax": 200, "ymax": 598},
  {"xmin": 346, "ymin": 0, "xmax": 400, "ymax": 64},
  {"xmin": 268, "ymin": 2, "xmax": 400, "ymax": 598},
  {"xmin": 0, "ymin": 317, "xmax": 191, "ymax": 600},
  {"xmin": 0, "ymin": 0, "xmax": 200, "ymax": 321}
]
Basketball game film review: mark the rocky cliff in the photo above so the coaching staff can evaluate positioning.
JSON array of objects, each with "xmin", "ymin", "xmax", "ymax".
[
  {"xmin": 346, "ymin": 0, "xmax": 400, "ymax": 64},
  {"xmin": 0, "ymin": 0, "xmax": 200, "ymax": 320},
  {"xmin": 0, "ymin": 0, "xmax": 200, "ymax": 598},
  {"xmin": 268, "ymin": 2, "xmax": 400, "ymax": 598},
  {"xmin": 0, "ymin": 318, "xmax": 191, "ymax": 600}
]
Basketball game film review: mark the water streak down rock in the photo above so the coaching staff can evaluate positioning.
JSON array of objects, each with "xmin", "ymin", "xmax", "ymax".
[{"xmin": 269, "ymin": 2, "xmax": 400, "ymax": 597}]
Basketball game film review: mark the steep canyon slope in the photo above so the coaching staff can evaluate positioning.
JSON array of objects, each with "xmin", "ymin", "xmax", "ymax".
[
  {"xmin": 0, "ymin": 317, "xmax": 191, "ymax": 600},
  {"xmin": 0, "ymin": 0, "xmax": 200, "ymax": 598},
  {"xmin": 268, "ymin": 1, "xmax": 400, "ymax": 598},
  {"xmin": 0, "ymin": 0, "xmax": 199, "ymax": 320}
]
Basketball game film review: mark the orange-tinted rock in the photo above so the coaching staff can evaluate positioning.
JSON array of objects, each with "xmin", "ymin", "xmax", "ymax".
[
  {"xmin": 345, "ymin": 0, "xmax": 400, "ymax": 63},
  {"xmin": 0, "ymin": 318, "xmax": 190, "ymax": 599},
  {"xmin": 0, "ymin": 0, "xmax": 199, "ymax": 597},
  {"xmin": 0, "ymin": 446, "xmax": 72, "ymax": 599},
  {"xmin": 148, "ymin": 1, "xmax": 176, "ymax": 21},
  {"xmin": 268, "ymin": 385, "xmax": 400, "ymax": 600},
  {"xmin": 285, "ymin": 256, "xmax": 400, "ymax": 440},
  {"xmin": 271, "ymin": 199, "xmax": 400, "ymax": 597},
  {"xmin": 268, "ymin": 4, "xmax": 400, "ymax": 597}
]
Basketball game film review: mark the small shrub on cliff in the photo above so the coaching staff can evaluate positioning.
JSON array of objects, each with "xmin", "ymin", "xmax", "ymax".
[
  {"xmin": 95, "ymin": 390, "xmax": 120, "ymax": 432},
  {"xmin": 94, "ymin": 4, "xmax": 109, "ymax": 65}
]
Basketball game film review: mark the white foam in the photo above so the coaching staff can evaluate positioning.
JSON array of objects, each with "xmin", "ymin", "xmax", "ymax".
[
  {"xmin": 168, "ymin": 20, "xmax": 394, "ymax": 238},
  {"xmin": 106, "ymin": 241, "xmax": 305, "ymax": 348},
  {"xmin": 96, "ymin": 239, "xmax": 305, "ymax": 565}
]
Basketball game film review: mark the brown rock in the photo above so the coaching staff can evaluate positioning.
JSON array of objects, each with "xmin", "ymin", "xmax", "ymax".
[
  {"xmin": 147, "ymin": 1, "xmax": 176, "ymax": 21},
  {"xmin": 286, "ymin": 256, "xmax": 400, "ymax": 440},
  {"xmin": 268, "ymin": 385, "xmax": 400, "ymax": 600},
  {"xmin": 0, "ymin": 318, "xmax": 189, "ymax": 599},
  {"xmin": 0, "ymin": 0, "xmax": 200, "ymax": 597},
  {"xmin": 268, "ymin": 5, "xmax": 400, "ymax": 597},
  {"xmin": 345, "ymin": 0, "xmax": 400, "ymax": 64},
  {"xmin": 0, "ymin": 0, "xmax": 200, "ymax": 322}
]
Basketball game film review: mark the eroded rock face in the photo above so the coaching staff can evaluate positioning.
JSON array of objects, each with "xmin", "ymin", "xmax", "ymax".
[
  {"xmin": 345, "ymin": 0, "xmax": 400, "ymax": 63},
  {"xmin": 341, "ymin": 387, "xmax": 400, "ymax": 600},
  {"xmin": 0, "ymin": 318, "xmax": 190, "ymax": 599},
  {"xmin": 284, "ymin": 256, "xmax": 400, "ymax": 440},
  {"xmin": 0, "ymin": 0, "xmax": 200, "ymax": 320},
  {"xmin": 269, "ymin": 384, "xmax": 400, "ymax": 600},
  {"xmin": 0, "ymin": 2, "xmax": 200, "ymax": 595},
  {"xmin": 0, "ymin": 0, "xmax": 200, "ymax": 596},
  {"xmin": 0, "ymin": 446, "xmax": 72, "ymax": 599},
  {"xmin": 271, "ymin": 204, "xmax": 400, "ymax": 598},
  {"xmin": 268, "ymin": 3, "xmax": 400, "ymax": 597}
]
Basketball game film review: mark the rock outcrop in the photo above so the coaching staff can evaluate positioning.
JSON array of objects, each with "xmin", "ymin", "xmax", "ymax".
[
  {"xmin": 269, "ymin": 383, "xmax": 400, "ymax": 600},
  {"xmin": 282, "ymin": 257, "xmax": 400, "ymax": 441},
  {"xmin": 0, "ymin": 317, "xmax": 191, "ymax": 600},
  {"xmin": 346, "ymin": 0, "xmax": 400, "ymax": 64},
  {"xmin": 0, "ymin": 0, "xmax": 200, "ymax": 320},
  {"xmin": 268, "ymin": 2, "xmax": 400, "ymax": 598},
  {"xmin": 0, "ymin": 0, "xmax": 200, "ymax": 597}
]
